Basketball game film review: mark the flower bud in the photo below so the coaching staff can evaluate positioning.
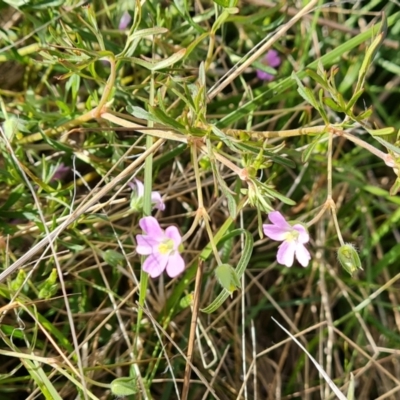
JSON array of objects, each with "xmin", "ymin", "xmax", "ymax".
[
  {"xmin": 215, "ymin": 264, "xmax": 240, "ymax": 294},
  {"xmin": 111, "ymin": 377, "xmax": 138, "ymax": 396},
  {"xmin": 337, "ymin": 244, "xmax": 362, "ymax": 276}
]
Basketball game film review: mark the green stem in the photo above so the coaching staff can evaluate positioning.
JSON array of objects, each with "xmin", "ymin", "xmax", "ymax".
[
  {"xmin": 327, "ymin": 129, "xmax": 333, "ymax": 199},
  {"xmin": 191, "ymin": 145, "xmax": 223, "ymax": 265},
  {"xmin": 331, "ymin": 205, "xmax": 345, "ymax": 246},
  {"xmin": 134, "ymin": 67, "xmax": 155, "ymax": 400}
]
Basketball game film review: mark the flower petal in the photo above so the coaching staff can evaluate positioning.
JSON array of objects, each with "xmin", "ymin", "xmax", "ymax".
[
  {"xmin": 256, "ymin": 70, "xmax": 274, "ymax": 81},
  {"xmin": 51, "ymin": 163, "xmax": 70, "ymax": 181},
  {"xmin": 142, "ymin": 253, "xmax": 168, "ymax": 278},
  {"xmin": 118, "ymin": 11, "xmax": 132, "ymax": 30},
  {"xmin": 151, "ymin": 191, "xmax": 165, "ymax": 211},
  {"xmin": 293, "ymin": 224, "xmax": 309, "ymax": 244},
  {"xmin": 136, "ymin": 234, "xmax": 159, "ymax": 255},
  {"xmin": 139, "ymin": 216, "xmax": 164, "ymax": 238},
  {"xmin": 277, "ymin": 241, "xmax": 296, "ymax": 267},
  {"xmin": 165, "ymin": 252, "xmax": 185, "ymax": 278},
  {"xmin": 263, "ymin": 224, "xmax": 288, "ymax": 241},
  {"xmin": 268, "ymin": 211, "xmax": 291, "ymax": 230},
  {"xmin": 132, "ymin": 179, "xmax": 144, "ymax": 197},
  {"xmin": 165, "ymin": 226, "xmax": 182, "ymax": 249},
  {"xmin": 295, "ymin": 243, "xmax": 311, "ymax": 267},
  {"xmin": 265, "ymin": 49, "xmax": 281, "ymax": 68}
]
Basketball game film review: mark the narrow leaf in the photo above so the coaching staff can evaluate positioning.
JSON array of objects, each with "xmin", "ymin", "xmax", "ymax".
[
  {"xmin": 202, "ymin": 229, "xmax": 253, "ymax": 313},
  {"xmin": 132, "ymin": 49, "xmax": 186, "ymax": 71}
]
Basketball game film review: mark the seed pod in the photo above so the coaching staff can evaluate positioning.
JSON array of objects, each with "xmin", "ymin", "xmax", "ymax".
[
  {"xmin": 337, "ymin": 244, "xmax": 362, "ymax": 276},
  {"xmin": 215, "ymin": 264, "xmax": 240, "ymax": 294},
  {"xmin": 110, "ymin": 377, "xmax": 138, "ymax": 396}
]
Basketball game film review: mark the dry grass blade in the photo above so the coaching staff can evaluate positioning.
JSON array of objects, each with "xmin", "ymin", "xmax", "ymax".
[{"xmin": 272, "ymin": 317, "xmax": 347, "ymax": 400}]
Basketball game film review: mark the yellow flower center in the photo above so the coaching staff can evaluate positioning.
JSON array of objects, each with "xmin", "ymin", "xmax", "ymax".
[
  {"xmin": 284, "ymin": 229, "xmax": 299, "ymax": 242},
  {"xmin": 158, "ymin": 239, "xmax": 174, "ymax": 255}
]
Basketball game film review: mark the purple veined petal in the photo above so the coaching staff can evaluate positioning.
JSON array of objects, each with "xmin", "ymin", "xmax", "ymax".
[
  {"xmin": 292, "ymin": 224, "xmax": 310, "ymax": 244},
  {"xmin": 295, "ymin": 243, "xmax": 311, "ymax": 267},
  {"xmin": 136, "ymin": 234, "xmax": 160, "ymax": 255},
  {"xmin": 130, "ymin": 178, "xmax": 144, "ymax": 197},
  {"xmin": 142, "ymin": 253, "xmax": 168, "ymax": 278},
  {"xmin": 263, "ymin": 224, "xmax": 288, "ymax": 241},
  {"xmin": 165, "ymin": 252, "xmax": 185, "ymax": 278},
  {"xmin": 118, "ymin": 11, "xmax": 132, "ymax": 30},
  {"xmin": 151, "ymin": 191, "xmax": 165, "ymax": 211},
  {"xmin": 165, "ymin": 226, "xmax": 182, "ymax": 248},
  {"xmin": 265, "ymin": 49, "xmax": 281, "ymax": 68},
  {"xmin": 139, "ymin": 216, "xmax": 164, "ymax": 238},
  {"xmin": 277, "ymin": 241, "xmax": 296, "ymax": 267},
  {"xmin": 256, "ymin": 70, "xmax": 274, "ymax": 81},
  {"xmin": 268, "ymin": 211, "xmax": 292, "ymax": 230}
]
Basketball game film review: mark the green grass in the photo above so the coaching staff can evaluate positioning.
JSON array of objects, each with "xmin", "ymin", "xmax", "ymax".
[{"xmin": 1, "ymin": 0, "xmax": 400, "ymax": 399}]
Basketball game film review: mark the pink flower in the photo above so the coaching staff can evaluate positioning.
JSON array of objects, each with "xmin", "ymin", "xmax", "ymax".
[
  {"xmin": 136, "ymin": 216, "xmax": 185, "ymax": 278},
  {"xmin": 256, "ymin": 49, "xmax": 281, "ymax": 81},
  {"xmin": 51, "ymin": 163, "xmax": 70, "ymax": 181},
  {"xmin": 129, "ymin": 179, "xmax": 165, "ymax": 211},
  {"xmin": 263, "ymin": 211, "xmax": 311, "ymax": 267},
  {"xmin": 119, "ymin": 11, "xmax": 132, "ymax": 30}
]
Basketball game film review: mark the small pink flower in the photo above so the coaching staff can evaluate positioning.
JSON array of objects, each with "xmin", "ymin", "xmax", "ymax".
[
  {"xmin": 256, "ymin": 49, "xmax": 281, "ymax": 81},
  {"xmin": 136, "ymin": 216, "xmax": 185, "ymax": 278},
  {"xmin": 51, "ymin": 163, "xmax": 70, "ymax": 181},
  {"xmin": 119, "ymin": 11, "xmax": 132, "ymax": 30},
  {"xmin": 129, "ymin": 179, "xmax": 165, "ymax": 211},
  {"xmin": 263, "ymin": 211, "xmax": 311, "ymax": 267}
]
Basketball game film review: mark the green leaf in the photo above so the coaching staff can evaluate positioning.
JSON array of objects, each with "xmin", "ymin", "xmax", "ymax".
[
  {"xmin": 226, "ymin": 192, "xmax": 237, "ymax": 218},
  {"xmin": 372, "ymin": 136, "xmax": 400, "ymax": 155},
  {"xmin": 148, "ymin": 106, "xmax": 186, "ymax": 130},
  {"xmin": 127, "ymin": 105, "xmax": 152, "ymax": 121},
  {"xmin": 25, "ymin": 359, "xmax": 63, "ymax": 400},
  {"xmin": 355, "ymin": 108, "xmax": 373, "ymax": 120},
  {"xmin": 201, "ymin": 229, "xmax": 253, "ymax": 313},
  {"xmin": 291, "ymin": 72, "xmax": 319, "ymax": 109},
  {"xmin": 347, "ymin": 373, "xmax": 355, "ymax": 400},
  {"xmin": 355, "ymin": 24, "xmax": 386, "ymax": 94},
  {"xmin": 390, "ymin": 178, "xmax": 400, "ymax": 196},
  {"xmin": 173, "ymin": 0, "xmax": 205, "ymax": 34},
  {"xmin": 264, "ymin": 186, "xmax": 296, "ymax": 206},
  {"xmin": 126, "ymin": 27, "xmax": 168, "ymax": 44},
  {"xmin": 305, "ymin": 68, "xmax": 330, "ymax": 91},
  {"xmin": 302, "ymin": 134, "xmax": 326, "ymax": 163},
  {"xmin": 65, "ymin": 74, "xmax": 80, "ymax": 107},
  {"xmin": 366, "ymin": 127, "xmax": 395, "ymax": 137},
  {"xmin": 323, "ymin": 97, "xmax": 344, "ymax": 113},
  {"xmin": 345, "ymin": 88, "xmax": 364, "ymax": 113},
  {"xmin": 317, "ymin": 89, "xmax": 329, "ymax": 123},
  {"xmin": 129, "ymin": 48, "xmax": 186, "ymax": 71},
  {"xmin": 185, "ymin": 32, "xmax": 209, "ymax": 59},
  {"xmin": 212, "ymin": 8, "xmax": 238, "ymax": 32},
  {"xmin": 38, "ymin": 269, "xmax": 58, "ymax": 299},
  {"xmin": 10, "ymin": 269, "xmax": 27, "ymax": 292},
  {"xmin": 213, "ymin": 0, "xmax": 231, "ymax": 6},
  {"xmin": 3, "ymin": 0, "xmax": 31, "ymax": 5}
]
